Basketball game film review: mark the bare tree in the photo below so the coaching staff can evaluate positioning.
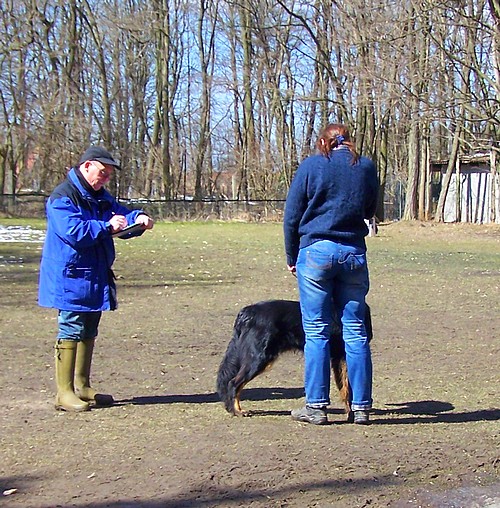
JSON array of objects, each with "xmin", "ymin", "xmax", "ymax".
[
  {"xmin": 1, "ymin": 0, "xmax": 498, "ymax": 222},
  {"xmin": 194, "ymin": 0, "xmax": 217, "ymax": 199}
]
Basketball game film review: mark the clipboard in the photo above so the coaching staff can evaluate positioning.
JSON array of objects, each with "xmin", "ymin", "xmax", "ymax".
[{"xmin": 111, "ymin": 222, "xmax": 145, "ymax": 239}]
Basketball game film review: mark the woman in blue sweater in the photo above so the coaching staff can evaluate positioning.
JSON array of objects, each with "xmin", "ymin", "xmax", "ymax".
[{"xmin": 284, "ymin": 123, "xmax": 378, "ymax": 425}]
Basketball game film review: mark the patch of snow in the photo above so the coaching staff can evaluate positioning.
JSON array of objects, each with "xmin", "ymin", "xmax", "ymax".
[{"xmin": 0, "ymin": 225, "xmax": 45, "ymax": 243}]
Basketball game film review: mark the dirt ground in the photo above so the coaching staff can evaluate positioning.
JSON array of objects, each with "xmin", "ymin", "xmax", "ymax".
[{"xmin": 0, "ymin": 220, "xmax": 499, "ymax": 507}]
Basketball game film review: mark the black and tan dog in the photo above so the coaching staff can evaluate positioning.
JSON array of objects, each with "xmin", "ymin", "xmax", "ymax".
[{"xmin": 216, "ymin": 299, "xmax": 372, "ymax": 416}]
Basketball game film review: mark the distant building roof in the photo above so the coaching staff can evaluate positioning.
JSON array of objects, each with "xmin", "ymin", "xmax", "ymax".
[{"xmin": 431, "ymin": 152, "xmax": 492, "ymax": 170}]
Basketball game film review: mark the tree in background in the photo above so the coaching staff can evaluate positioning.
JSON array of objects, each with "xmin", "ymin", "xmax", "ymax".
[{"xmin": 0, "ymin": 0, "xmax": 498, "ymax": 222}]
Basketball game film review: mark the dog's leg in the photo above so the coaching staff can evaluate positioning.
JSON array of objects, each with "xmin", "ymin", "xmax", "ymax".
[
  {"xmin": 233, "ymin": 383, "xmax": 247, "ymax": 416},
  {"xmin": 228, "ymin": 368, "xmax": 252, "ymax": 416},
  {"xmin": 228, "ymin": 380, "xmax": 253, "ymax": 417},
  {"xmin": 230, "ymin": 360, "xmax": 275, "ymax": 417}
]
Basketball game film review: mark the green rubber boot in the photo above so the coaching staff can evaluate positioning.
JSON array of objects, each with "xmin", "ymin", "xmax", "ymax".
[
  {"xmin": 54, "ymin": 340, "xmax": 90, "ymax": 412},
  {"xmin": 74, "ymin": 338, "xmax": 114, "ymax": 407}
]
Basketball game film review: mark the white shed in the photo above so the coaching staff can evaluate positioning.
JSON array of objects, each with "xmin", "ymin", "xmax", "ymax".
[{"xmin": 431, "ymin": 151, "xmax": 500, "ymax": 224}]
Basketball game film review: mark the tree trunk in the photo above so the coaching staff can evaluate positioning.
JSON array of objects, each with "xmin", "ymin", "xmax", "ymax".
[
  {"xmin": 435, "ymin": 126, "xmax": 462, "ymax": 222},
  {"xmin": 403, "ymin": 120, "xmax": 419, "ymax": 220},
  {"xmin": 194, "ymin": 0, "xmax": 216, "ymax": 199},
  {"xmin": 238, "ymin": 3, "xmax": 255, "ymax": 201}
]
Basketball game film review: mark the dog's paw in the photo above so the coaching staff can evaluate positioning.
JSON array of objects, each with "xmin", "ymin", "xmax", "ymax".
[{"xmin": 233, "ymin": 409, "xmax": 253, "ymax": 417}]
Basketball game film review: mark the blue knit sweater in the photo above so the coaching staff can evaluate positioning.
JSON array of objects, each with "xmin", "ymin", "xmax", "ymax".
[{"xmin": 283, "ymin": 147, "xmax": 378, "ymax": 266}]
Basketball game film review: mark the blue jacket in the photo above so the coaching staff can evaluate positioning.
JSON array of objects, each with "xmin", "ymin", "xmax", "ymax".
[
  {"xmin": 38, "ymin": 167, "xmax": 145, "ymax": 311},
  {"xmin": 284, "ymin": 147, "xmax": 378, "ymax": 266}
]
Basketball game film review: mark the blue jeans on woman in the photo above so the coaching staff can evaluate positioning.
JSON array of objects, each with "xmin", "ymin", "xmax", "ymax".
[{"xmin": 296, "ymin": 239, "xmax": 372, "ymax": 411}]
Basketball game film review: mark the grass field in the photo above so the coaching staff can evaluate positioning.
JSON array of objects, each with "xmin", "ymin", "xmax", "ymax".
[{"xmin": 0, "ymin": 219, "xmax": 499, "ymax": 507}]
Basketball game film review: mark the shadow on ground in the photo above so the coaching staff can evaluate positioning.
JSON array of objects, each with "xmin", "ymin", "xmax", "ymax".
[
  {"xmin": 118, "ymin": 386, "xmax": 303, "ymax": 406},
  {"xmin": 117, "ymin": 392, "xmax": 499, "ymax": 425},
  {"xmin": 42, "ymin": 474, "xmax": 399, "ymax": 508}
]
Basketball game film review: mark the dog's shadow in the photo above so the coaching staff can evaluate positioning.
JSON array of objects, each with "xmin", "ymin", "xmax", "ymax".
[
  {"xmin": 117, "ymin": 393, "xmax": 500, "ymax": 424},
  {"xmin": 117, "ymin": 387, "xmax": 303, "ymax": 407}
]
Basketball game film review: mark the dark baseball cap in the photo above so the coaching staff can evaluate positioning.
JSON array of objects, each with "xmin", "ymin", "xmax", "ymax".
[{"xmin": 78, "ymin": 146, "xmax": 121, "ymax": 169}]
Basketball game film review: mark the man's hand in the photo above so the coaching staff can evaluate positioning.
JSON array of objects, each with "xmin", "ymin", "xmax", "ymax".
[
  {"xmin": 135, "ymin": 214, "xmax": 154, "ymax": 230},
  {"xmin": 108, "ymin": 214, "xmax": 128, "ymax": 233},
  {"xmin": 287, "ymin": 265, "xmax": 296, "ymax": 276}
]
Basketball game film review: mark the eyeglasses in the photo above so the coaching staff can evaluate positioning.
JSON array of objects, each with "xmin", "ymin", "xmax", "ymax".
[
  {"xmin": 91, "ymin": 161, "xmax": 113, "ymax": 179},
  {"xmin": 99, "ymin": 169, "xmax": 113, "ymax": 179}
]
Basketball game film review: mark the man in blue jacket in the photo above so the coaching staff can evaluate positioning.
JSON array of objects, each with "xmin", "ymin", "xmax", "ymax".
[{"xmin": 39, "ymin": 146, "xmax": 154, "ymax": 412}]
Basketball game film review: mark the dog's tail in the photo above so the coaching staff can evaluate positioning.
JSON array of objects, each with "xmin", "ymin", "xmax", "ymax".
[
  {"xmin": 332, "ymin": 358, "xmax": 350, "ymax": 413},
  {"xmin": 331, "ymin": 305, "xmax": 373, "ymax": 414}
]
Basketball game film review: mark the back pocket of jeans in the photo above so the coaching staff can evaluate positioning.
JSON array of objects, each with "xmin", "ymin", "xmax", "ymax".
[
  {"xmin": 305, "ymin": 250, "xmax": 332, "ymax": 270},
  {"xmin": 346, "ymin": 253, "xmax": 366, "ymax": 271}
]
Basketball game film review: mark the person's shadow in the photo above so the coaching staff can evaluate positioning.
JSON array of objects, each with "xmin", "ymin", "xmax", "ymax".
[
  {"xmin": 371, "ymin": 400, "xmax": 500, "ymax": 425},
  {"xmin": 116, "ymin": 391, "xmax": 500, "ymax": 424}
]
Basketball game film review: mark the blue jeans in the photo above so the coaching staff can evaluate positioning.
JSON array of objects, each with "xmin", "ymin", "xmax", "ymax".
[
  {"xmin": 296, "ymin": 240, "xmax": 372, "ymax": 410},
  {"xmin": 57, "ymin": 311, "xmax": 102, "ymax": 341}
]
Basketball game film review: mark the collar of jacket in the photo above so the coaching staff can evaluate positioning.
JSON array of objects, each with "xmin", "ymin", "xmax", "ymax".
[
  {"xmin": 68, "ymin": 167, "xmax": 111, "ymax": 204},
  {"xmin": 330, "ymin": 145, "xmax": 350, "ymax": 153}
]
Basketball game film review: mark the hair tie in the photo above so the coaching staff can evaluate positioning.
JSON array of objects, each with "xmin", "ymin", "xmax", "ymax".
[{"xmin": 336, "ymin": 135, "xmax": 345, "ymax": 145}]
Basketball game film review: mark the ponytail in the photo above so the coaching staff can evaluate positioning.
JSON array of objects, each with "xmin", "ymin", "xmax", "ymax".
[{"xmin": 316, "ymin": 123, "xmax": 359, "ymax": 164}]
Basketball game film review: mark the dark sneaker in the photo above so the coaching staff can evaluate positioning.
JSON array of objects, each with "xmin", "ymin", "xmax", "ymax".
[
  {"xmin": 291, "ymin": 405, "xmax": 328, "ymax": 425},
  {"xmin": 348, "ymin": 410, "xmax": 370, "ymax": 425}
]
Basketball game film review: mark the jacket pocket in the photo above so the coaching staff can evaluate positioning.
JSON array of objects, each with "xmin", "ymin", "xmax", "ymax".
[{"xmin": 63, "ymin": 267, "xmax": 95, "ymax": 304}]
